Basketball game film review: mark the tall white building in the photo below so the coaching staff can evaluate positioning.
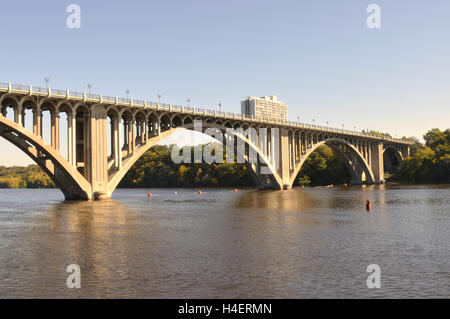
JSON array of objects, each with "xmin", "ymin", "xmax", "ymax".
[{"xmin": 241, "ymin": 95, "xmax": 288, "ymax": 121}]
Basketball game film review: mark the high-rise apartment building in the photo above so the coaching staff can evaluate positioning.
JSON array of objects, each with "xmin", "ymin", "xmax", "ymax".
[{"xmin": 241, "ymin": 95, "xmax": 288, "ymax": 121}]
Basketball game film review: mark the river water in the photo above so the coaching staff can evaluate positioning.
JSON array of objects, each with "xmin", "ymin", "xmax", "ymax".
[{"xmin": 0, "ymin": 185, "xmax": 448, "ymax": 298}]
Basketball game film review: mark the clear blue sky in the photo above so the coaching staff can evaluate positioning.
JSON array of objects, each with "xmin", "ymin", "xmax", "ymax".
[{"xmin": 1, "ymin": 0, "xmax": 449, "ymax": 165}]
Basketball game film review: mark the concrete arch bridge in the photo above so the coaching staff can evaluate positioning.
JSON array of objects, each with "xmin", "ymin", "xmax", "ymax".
[{"xmin": 0, "ymin": 82, "xmax": 412, "ymax": 200}]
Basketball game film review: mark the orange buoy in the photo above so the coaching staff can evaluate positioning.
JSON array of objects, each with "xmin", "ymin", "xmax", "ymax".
[
  {"xmin": 366, "ymin": 200, "xmax": 371, "ymax": 211},
  {"xmin": 198, "ymin": 190, "xmax": 202, "ymax": 195},
  {"xmin": 344, "ymin": 183, "xmax": 347, "ymax": 187},
  {"xmin": 301, "ymin": 185, "xmax": 305, "ymax": 189},
  {"xmin": 330, "ymin": 184, "xmax": 334, "ymax": 188},
  {"xmin": 147, "ymin": 192, "xmax": 152, "ymax": 198},
  {"xmin": 233, "ymin": 188, "xmax": 238, "ymax": 193}
]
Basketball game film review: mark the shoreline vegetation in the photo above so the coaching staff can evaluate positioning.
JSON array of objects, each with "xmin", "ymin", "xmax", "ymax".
[{"xmin": 0, "ymin": 128, "xmax": 448, "ymax": 189}]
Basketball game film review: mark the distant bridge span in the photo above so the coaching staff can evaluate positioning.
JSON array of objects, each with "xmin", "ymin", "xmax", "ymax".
[{"xmin": 0, "ymin": 81, "xmax": 412, "ymax": 200}]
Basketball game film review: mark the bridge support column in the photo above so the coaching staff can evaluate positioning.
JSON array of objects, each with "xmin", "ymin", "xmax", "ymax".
[
  {"xmin": 51, "ymin": 113, "xmax": 59, "ymax": 151},
  {"xmin": 86, "ymin": 105, "xmax": 109, "ymax": 199},
  {"xmin": 401, "ymin": 146, "xmax": 410, "ymax": 159},
  {"xmin": 15, "ymin": 104, "xmax": 23, "ymax": 126},
  {"xmin": 67, "ymin": 113, "xmax": 74, "ymax": 166},
  {"xmin": 111, "ymin": 117, "xmax": 120, "ymax": 169},
  {"xmin": 117, "ymin": 118, "xmax": 123, "ymax": 169},
  {"xmin": 279, "ymin": 128, "xmax": 292, "ymax": 189},
  {"xmin": 33, "ymin": 109, "xmax": 42, "ymax": 138},
  {"xmin": 71, "ymin": 113, "xmax": 77, "ymax": 166},
  {"xmin": 132, "ymin": 116, "xmax": 136, "ymax": 153},
  {"xmin": 145, "ymin": 119, "xmax": 149, "ymax": 144},
  {"xmin": 370, "ymin": 142, "xmax": 384, "ymax": 184}
]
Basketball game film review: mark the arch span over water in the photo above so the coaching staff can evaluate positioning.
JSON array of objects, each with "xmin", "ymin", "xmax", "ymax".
[{"xmin": 0, "ymin": 82, "xmax": 412, "ymax": 200}]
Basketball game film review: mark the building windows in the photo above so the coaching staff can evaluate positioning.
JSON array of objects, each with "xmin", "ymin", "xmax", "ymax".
[{"xmin": 241, "ymin": 95, "xmax": 288, "ymax": 121}]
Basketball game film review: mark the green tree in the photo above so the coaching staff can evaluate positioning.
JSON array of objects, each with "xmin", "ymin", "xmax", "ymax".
[{"xmin": 393, "ymin": 128, "xmax": 450, "ymax": 183}]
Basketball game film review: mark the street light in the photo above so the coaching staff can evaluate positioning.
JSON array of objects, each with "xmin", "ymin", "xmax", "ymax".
[
  {"xmin": 218, "ymin": 101, "xmax": 222, "ymax": 113},
  {"xmin": 87, "ymin": 84, "xmax": 92, "ymax": 94},
  {"xmin": 125, "ymin": 89, "xmax": 130, "ymax": 99},
  {"xmin": 187, "ymin": 98, "xmax": 190, "ymax": 107},
  {"xmin": 326, "ymin": 121, "xmax": 329, "ymax": 126},
  {"xmin": 44, "ymin": 77, "xmax": 50, "ymax": 89},
  {"xmin": 297, "ymin": 116, "xmax": 300, "ymax": 123},
  {"xmin": 157, "ymin": 94, "xmax": 161, "ymax": 104}
]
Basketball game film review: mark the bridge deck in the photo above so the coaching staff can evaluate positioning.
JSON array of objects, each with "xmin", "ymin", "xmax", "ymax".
[{"xmin": 0, "ymin": 81, "xmax": 413, "ymax": 146}]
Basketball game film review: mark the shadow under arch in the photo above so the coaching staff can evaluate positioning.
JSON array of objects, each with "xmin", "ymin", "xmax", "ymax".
[
  {"xmin": 383, "ymin": 145, "xmax": 403, "ymax": 161},
  {"xmin": 0, "ymin": 114, "xmax": 92, "ymax": 199},
  {"xmin": 289, "ymin": 137, "xmax": 375, "ymax": 187},
  {"xmin": 107, "ymin": 122, "xmax": 283, "ymax": 196},
  {"xmin": 383, "ymin": 146, "xmax": 403, "ymax": 174}
]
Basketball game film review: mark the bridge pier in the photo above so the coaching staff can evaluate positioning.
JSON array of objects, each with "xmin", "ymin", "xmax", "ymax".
[
  {"xmin": 279, "ymin": 128, "xmax": 293, "ymax": 190},
  {"xmin": 85, "ymin": 105, "xmax": 110, "ymax": 199},
  {"xmin": 371, "ymin": 142, "xmax": 385, "ymax": 184}
]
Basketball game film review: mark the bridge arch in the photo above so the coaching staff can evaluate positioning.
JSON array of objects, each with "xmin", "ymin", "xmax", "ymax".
[
  {"xmin": 383, "ymin": 145, "xmax": 403, "ymax": 174},
  {"xmin": 160, "ymin": 114, "xmax": 171, "ymax": 132},
  {"xmin": 383, "ymin": 145, "xmax": 403, "ymax": 161},
  {"xmin": 289, "ymin": 137, "xmax": 375, "ymax": 187},
  {"xmin": 0, "ymin": 114, "xmax": 92, "ymax": 199},
  {"xmin": 107, "ymin": 122, "xmax": 283, "ymax": 196}
]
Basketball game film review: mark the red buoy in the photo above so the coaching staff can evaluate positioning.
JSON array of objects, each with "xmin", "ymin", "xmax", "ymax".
[
  {"xmin": 301, "ymin": 185, "xmax": 305, "ymax": 189},
  {"xmin": 366, "ymin": 200, "xmax": 371, "ymax": 211},
  {"xmin": 147, "ymin": 192, "xmax": 152, "ymax": 198},
  {"xmin": 198, "ymin": 190, "xmax": 202, "ymax": 195},
  {"xmin": 233, "ymin": 188, "xmax": 238, "ymax": 192}
]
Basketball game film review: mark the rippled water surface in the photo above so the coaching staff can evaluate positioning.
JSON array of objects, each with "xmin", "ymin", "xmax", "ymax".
[{"xmin": 0, "ymin": 185, "xmax": 449, "ymax": 298}]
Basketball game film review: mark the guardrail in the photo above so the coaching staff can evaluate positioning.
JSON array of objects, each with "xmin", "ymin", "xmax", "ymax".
[{"xmin": 0, "ymin": 81, "xmax": 413, "ymax": 144}]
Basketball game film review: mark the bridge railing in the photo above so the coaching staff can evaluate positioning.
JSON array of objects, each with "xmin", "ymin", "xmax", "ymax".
[
  {"xmin": 117, "ymin": 97, "xmax": 130, "ymax": 103},
  {"xmin": 34, "ymin": 86, "xmax": 48, "ymax": 93},
  {"xmin": 146, "ymin": 101, "xmax": 158, "ymax": 107},
  {"xmin": 72, "ymin": 91, "xmax": 84, "ymax": 98},
  {"xmin": 86, "ymin": 93, "xmax": 101, "ymax": 99},
  {"xmin": 103, "ymin": 96, "xmax": 116, "ymax": 103},
  {"xmin": 52, "ymin": 89, "xmax": 65, "ymax": 95},
  {"xmin": 10, "ymin": 83, "xmax": 29, "ymax": 91}
]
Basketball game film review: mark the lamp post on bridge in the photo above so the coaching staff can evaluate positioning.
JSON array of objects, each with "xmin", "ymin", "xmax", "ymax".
[
  {"xmin": 87, "ymin": 84, "xmax": 92, "ymax": 95},
  {"xmin": 187, "ymin": 98, "xmax": 190, "ymax": 108},
  {"xmin": 218, "ymin": 101, "xmax": 222, "ymax": 113},
  {"xmin": 157, "ymin": 94, "xmax": 161, "ymax": 105},
  {"xmin": 44, "ymin": 77, "xmax": 50, "ymax": 89},
  {"xmin": 125, "ymin": 89, "xmax": 130, "ymax": 100}
]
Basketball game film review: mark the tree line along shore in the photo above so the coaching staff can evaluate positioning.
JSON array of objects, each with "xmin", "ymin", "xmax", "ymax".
[{"xmin": 0, "ymin": 128, "xmax": 448, "ymax": 189}]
